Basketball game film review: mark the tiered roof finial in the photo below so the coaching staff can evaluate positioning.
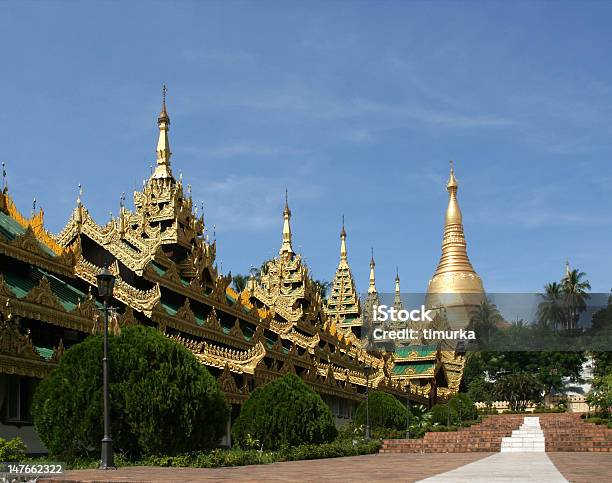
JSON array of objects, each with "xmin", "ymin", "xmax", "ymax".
[
  {"xmin": 368, "ymin": 247, "xmax": 377, "ymax": 294},
  {"xmin": 280, "ymin": 189, "xmax": 293, "ymax": 256},
  {"xmin": 394, "ymin": 266, "xmax": 403, "ymax": 312},
  {"xmin": 340, "ymin": 214, "xmax": 347, "ymax": 263},
  {"xmin": 152, "ymin": 84, "xmax": 173, "ymax": 179},
  {"xmin": 1, "ymin": 162, "xmax": 6, "ymax": 191}
]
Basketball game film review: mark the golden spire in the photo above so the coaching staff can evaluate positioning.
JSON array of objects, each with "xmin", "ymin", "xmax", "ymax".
[
  {"xmin": 368, "ymin": 247, "xmax": 377, "ymax": 294},
  {"xmin": 395, "ymin": 267, "xmax": 401, "ymax": 293},
  {"xmin": 428, "ymin": 161, "xmax": 484, "ymax": 294},
  {"xmin": 339, "ymin": 215, "xmax": 347, "ymax": 265},
  {"xmin": 394, "ymin": 267, "xmax": 403, "ymax": 311},
  {"xmin": 152, "ymin": 84, "xmax": 173, "ymax": 179},
  {"xmin": 280, "ymin": 189, "xmax": 293, "ymax": 256}
]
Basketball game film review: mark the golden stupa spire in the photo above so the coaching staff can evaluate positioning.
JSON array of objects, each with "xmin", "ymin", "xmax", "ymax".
[
  {"xmin": 152, "ymin": 84, "xmax": 173, "ymax": 179},
  {"xmin": 428, "ymin": 161, "xmax": 484, "ymax": 294},
  {"xmin": 279, "ymin": 189, "xmax": 293, "ymax": 256},
  {"xmin": 368, "ymin": 247, "xmax": 377, "ymax": 294},
  {"xmin": 339, "ymin": 214, "xmax": 348, "ymax": 265}
]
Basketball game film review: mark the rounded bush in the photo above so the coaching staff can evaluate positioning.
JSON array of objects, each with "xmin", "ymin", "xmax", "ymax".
[
  {"xmin": 232, "ymin": 374, "xmax": 337, "ymax": 450},
  {"xmin": 354, "ymin": 391, "xmax": 408, "ymax": 431},
  {"xmin": 32, "ymin": 325, "xmax": 228, "ymax": 460}
]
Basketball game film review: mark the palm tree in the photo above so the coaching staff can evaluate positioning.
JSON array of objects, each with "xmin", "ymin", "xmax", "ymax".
[
  {"xmin": 561, "ymin": 268, "xmax": 591, "ymax": 330},
  {"xmin": 232, "ymin": 274, "xmax": 248, "ymax": 293},
  {"xmin": 468, "ymin": 299, "xmax": 504, "ymax": 348},
  {"xmin": 537, "ymin": 282, "xmax": 565, "ymax": 330}
]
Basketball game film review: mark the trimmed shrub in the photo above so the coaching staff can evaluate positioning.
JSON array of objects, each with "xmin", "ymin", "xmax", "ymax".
[
  {"xmin": 32, "ymin": 325, "xmax": 228, "ymax": 460},
  {"xmin": 232, "ymin": 374, "xmax": 337, "ymax": 450},
  {"xmin": 354, "ymin": 391, "xmax": 408, "ymax": 431},
  {"xmin": 0, "ymin": 437, "xmax": 27, "ymax": 461}
]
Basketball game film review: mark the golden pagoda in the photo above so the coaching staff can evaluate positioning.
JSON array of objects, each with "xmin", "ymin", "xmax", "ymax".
[{"xmin": 426, "ymin": 161, "xmax": 484, "ymax": 329}]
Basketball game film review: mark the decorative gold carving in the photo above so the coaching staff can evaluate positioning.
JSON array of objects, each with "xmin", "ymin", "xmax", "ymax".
[
  {"xmin": 229, "ymin": 318, "xmax": 244, "ymax": 339},
  {"xmin": 22, "ymin": 277, "xmax": 65, "ymax": 313},
  {"xmin": 176, "ymin": 298, "xmax": 197, "ymax": 325},
  {"xmin": 206, "ymin": 308, "xmax": 222, "ymax": 331},
  {"xmin": 218, "ymin": 363, "xmax": 240, "ymax": 393}
]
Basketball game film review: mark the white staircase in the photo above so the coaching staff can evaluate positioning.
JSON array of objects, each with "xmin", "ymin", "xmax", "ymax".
[{"xmin": 501, "ymin": 416, "xmax": 545, "ymax": 452}]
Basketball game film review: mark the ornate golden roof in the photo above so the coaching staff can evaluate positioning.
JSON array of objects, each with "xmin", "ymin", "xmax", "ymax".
[
  {"xmin": 325, "ymin": 217, "xmax": 361, "ymax": 324},
  {"xmin": 427, "ymin": 162, "xmax": 484, "ymax": 295}
]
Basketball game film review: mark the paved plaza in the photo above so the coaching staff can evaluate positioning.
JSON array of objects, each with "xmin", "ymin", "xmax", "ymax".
[{"xmin": 43, "ymin": 452, "xmax": 612, "ymax": 483}]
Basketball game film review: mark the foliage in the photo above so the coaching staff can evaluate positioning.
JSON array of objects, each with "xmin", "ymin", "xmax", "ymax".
[
  {"xmin": 586, "ymin": 373, "xmax": 612, "ymax": 419},
  {"xmin": 231, "ymin": 274, "xmax": 248, "ymax": 293},
  {"xmin": 449, "ymin": 393, "xmax": 478, "ymax": 421},
  {"xmin": 314, "ymin": 279, "xmax": 331, "ymax": 299},
  {"xmin": 232, "ymin": 374, "xmax": 337, "ymax": 450},
  {"xmin": 429, "ymin": 394, "xmax": 477, "ymax": 426},
  {"xmin": 467, "ymin": 299, "xmax": 503, "ymax": 348},
  {"xmin": 537, "ymin": 268, "xmax": 591, "ymax": 330},
  {"xmin": 32, "ymin": 325, "xmax": 228, "ymax": 460},
  {"xmin": 430, "ymin": 403, "xmax": 456, "ymax": 425},
  {"xmin": 494, "ymin": 372, "xmax": 544, "ymax": 411},
  {"xmin": 467, "ymin": 377, "xmax": 495, "ymax": 406},
  {"xmin": 0, "ymin": 437, "xmax": 27, "ymax": 462},
  {"xmin": 353, "ymin": 391, "xmax": 408, "ymax": 431}
]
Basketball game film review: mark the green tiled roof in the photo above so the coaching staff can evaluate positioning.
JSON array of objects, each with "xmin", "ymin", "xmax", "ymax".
[
  {"xmin": 1, "ymin": 267, "xmax": 91, "ymax": 311},
  {"xmin": 0, "ymin": 211, "xmax": 25, "ymax": 240},
  {"xmin": 392, "ymin": 362, "xmax": 435, "ymax": 375},
  {"xmin": 394, "ymin": 344, "xmax": 437, "ymax": 359},
  {"xmin": 35, "ymin": 346, "xmax": 54, "ymax": 361},
  {"xmin": 0, "ymin": 212, "xmax": 56, "ymax": 257}
]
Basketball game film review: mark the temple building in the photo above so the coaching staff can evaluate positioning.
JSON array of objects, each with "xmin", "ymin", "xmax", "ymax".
[
  {"xmin": 0, "ymin": 91, "xmax": 478, "ymax": 452},
  {"xmin": 0, "ymin": 93, "xmax": 415, "ymax": 452}
]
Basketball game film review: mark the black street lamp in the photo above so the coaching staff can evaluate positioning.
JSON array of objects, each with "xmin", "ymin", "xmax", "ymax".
[
  {"xmin": 363, "ymin": 364, "xmax": 371, "ymax": 440},
  {"xmin": 96, "ymin": 265, "xmax": 116, "ymax": 470},
  {"xmin": 405, "ymin": 388, "xmax": 411, "ymax": 440}
]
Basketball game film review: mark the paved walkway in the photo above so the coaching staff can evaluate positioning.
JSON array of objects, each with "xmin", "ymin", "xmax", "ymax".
[
  {"xmin": 41, "ymin": 452, "xmax": 612, "ymax": 482},
  {"xmin": 418, "ymin": 453, "xmax": 567, "ymax": 482},
  {"xmin": 43, "ymin": 453, "xmax": 489, "ymax": 482}
]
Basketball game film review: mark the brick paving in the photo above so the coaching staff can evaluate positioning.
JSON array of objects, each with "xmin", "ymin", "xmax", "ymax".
[
  {"xmin": 39, "ymin": 451, "xmax": 612, "ymax": 482},
  {"xmin": 548, "ymin": 453, "xmax": 612, "ymax": 483},
  {"xmin": 42, "ymin": 453, "xmax": 490, "ymax": 482}
]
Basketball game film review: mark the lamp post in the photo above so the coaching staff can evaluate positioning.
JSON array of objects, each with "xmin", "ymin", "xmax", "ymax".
[
  {"xmin": 405, "ymin": 389, "xmax": 411, "ymax": 440},
  {"xmin": 364, "ymin": 364, "xmax": 371, "ymax": 440},
  {"xmin": 96, "ymin": 265, "xmax": 116, "ymax": 470}
]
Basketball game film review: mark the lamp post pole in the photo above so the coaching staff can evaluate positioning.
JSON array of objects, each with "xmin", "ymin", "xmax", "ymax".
[
  {"xmin": 406, "ymin": 390, "xmax": 411, "ymax": 440},
  {"xmin": 365, "ymin": 365, "xmax": 371, "ymax": 440},
  {"xmin": 97, "ymin": 265, "xmax": 116, "ymax": 470},
  {"xmin": 101, "ymin": 299, "xmax": 113, "ymax": 469}
]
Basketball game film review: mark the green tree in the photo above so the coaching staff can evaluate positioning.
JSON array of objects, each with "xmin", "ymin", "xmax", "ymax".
[
  {"xmin": 314, "ymin": 279, "xmax": 331, "ymax": 299},
  {"xmin": 561, "ymin": 268, "xmax": 591, "ymax": 330},
  {"xmin": 467, "ymin": 377, "xmax": 495, "ymax": 407},
  {"xmin": 586, "ymin": 373, "xmax": 612, "ymax": 420},
  {"xmin": 537, "ymin": 282, "xmax": 565, "ymax": 329},
  {"xmin": 467, "ymin": 299, "xmax": 503, "ymax": 348},
  {"xmin": 494, "ymin": 372, "xmax": 544, "ymax": 411},
  {"xmin": 232, "ymin": 273, "xmax": 248, "ymax": 293},
  {"xmin": 232, "ymin": 374, "xmax": 337, "ymax": 450},
  {"xmin": 354, "ymin": 391, "xmax": 408, "ymax": 431},
  {"xmin": 32, "ymin": 326, "xmax": 228, "ymax": 460}
]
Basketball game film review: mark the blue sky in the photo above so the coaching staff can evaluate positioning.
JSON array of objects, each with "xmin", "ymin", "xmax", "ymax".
[{"xmin": 1, "ymin": 1, "xmax": 612, "ymax": 293}]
